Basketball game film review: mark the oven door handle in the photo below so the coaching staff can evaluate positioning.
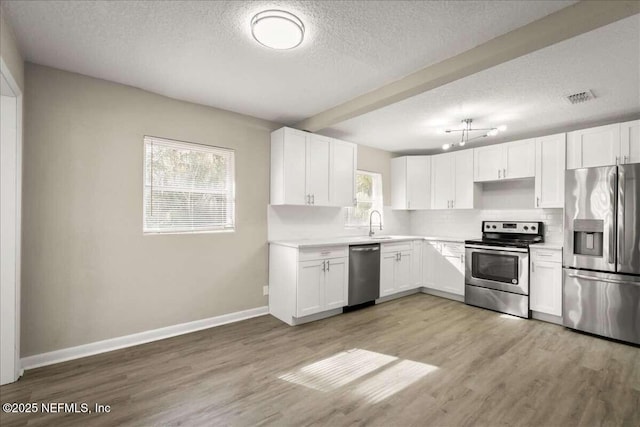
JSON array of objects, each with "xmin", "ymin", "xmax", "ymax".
[{"xmin": 465, "ymin": 244, "xmax": 528, "ymax": 253}]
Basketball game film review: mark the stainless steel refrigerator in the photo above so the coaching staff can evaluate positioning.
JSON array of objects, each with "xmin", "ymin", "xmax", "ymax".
[{"xmin": 564, "ymin": 164, "xmax": 640, "ymax": 345}]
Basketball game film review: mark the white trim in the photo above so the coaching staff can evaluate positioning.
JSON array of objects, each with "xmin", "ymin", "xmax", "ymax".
[
  {"xmin": 21, "ymin": 306, "xmax": 268, "ymax": 370},
  {"xmin": 420, "ymin": 287, "xmax": 465, "ymax": 303},
  {"xmin": 0, "ymin": 57, "xmax": 22, "ymax": 385}
]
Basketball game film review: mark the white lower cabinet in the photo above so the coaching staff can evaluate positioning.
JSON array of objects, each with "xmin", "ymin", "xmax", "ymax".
[
  {"xmin": 269, "ymin": 244, "xmax": 348, "ymax": 325},
  {"xmin": 529, "ymin": 248, "xmax": 562, "ymax": 317},
  {"xmin": 422, "ymin": 241, "xmax": 465, "ymax": 296},
  {"xmin": 380, "ymin": 242, "xmax": 414, "ymax": 297}
]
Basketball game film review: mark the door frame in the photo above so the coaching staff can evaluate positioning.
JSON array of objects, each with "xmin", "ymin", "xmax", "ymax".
[{"xmin": 0, "ymin": 57, "xmax": 23, "ymax": 385}]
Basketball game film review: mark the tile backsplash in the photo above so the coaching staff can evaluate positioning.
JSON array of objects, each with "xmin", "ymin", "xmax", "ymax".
[
  {"xmin": 410, "ymin": 208, "xmax": 564, "ymax": 243},
  {"xmin": 268, "ymin": 205, "xmax": 411, "ymax": 241}
]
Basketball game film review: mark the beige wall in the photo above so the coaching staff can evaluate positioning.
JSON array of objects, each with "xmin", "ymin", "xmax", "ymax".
[
  {"xmin": 22, "ymin": 64, "xmax": 278, "ymax": 356},
  {"xmin": 0, "ymin": 7, "xmax": 24, "ymax": 91},
  {"xmin": 356, "ymin": 144, "xmax": 393, "ymax": 205}
]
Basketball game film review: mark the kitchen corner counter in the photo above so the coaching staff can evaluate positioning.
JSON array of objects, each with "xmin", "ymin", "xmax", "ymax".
[
  {"xmin": 269, "ymin": 235, "xmax": 477, "ymax": 248},
  {"xmin": 269, "ymin": 235, "xmax": 420, "ymax": 248}
]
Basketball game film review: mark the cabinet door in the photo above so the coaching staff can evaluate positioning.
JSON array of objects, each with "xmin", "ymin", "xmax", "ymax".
[
  {"xmin": 566, "ymin": 123, "xmax": 621, "ymax": 169},
  {"xmin": 297, "ymin": 260, "xmax": 324, "ymax": 317},
  {"xmin": 306, "ymin": 135, "xmax": 330, "ymax": 206},
  {"xmin": 282, "ymin": 129, "xmax": 307, "ymax": 205},
  {"xmin": 504, "ymin": 139, "xmax": 535, "ymax": 179},
  {"xmin": 431, "ymin": 153, "xmax": 454, "ymax": 209},
  {"xmin": 620, "ymin": 120, "xmax": 640, "ymax": 165},
  {"xmin": 391, "ymin": 157, "xmax": 407, "ymax": 209},
  {"xmin": 380, "ymin": 253, "xmax": 397, "ymax": 297},
  {"xmin": 324, "ymin": 257, "xmax": 347, "ymax": 310},
  {"xmin": 437, "ymin": 244, "xmax": 465, "ymax": 296},
  {"xmin": 535, "ymin": 134, "xmax": 566, "ymax": 208},
  {"xmin": 330, "ymin": 140, "xmax": 356, "ymax": 207},
  {"xmin": 406, "ymin": 156, "xmax": 430, "ymax": 209},
  {"xmin": 396, "ymin": 251, "xmax": 413, "ymax": 291},
  {"xmin": 474, "ymin": 145, "xmax": 503, "ymax": 182},
  {"xmin": 530, "ymin": 260, "xmax": 562, "ymax": 316},
  {"xmin": 422, "ymin": 241, "xmax": 439, "ymax": 289},
  {"xmin": 453, "ymin": 150, "xmax": 475, "ymax": 209},
  {"xmin": 411, "ymin": 240, "xmax": 423, "ymax": 288}
]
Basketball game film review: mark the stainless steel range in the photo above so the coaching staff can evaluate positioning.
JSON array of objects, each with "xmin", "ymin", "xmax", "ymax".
[{"xmin": 464, "ymin": 221, "xmax": 544, "ymax": 318}]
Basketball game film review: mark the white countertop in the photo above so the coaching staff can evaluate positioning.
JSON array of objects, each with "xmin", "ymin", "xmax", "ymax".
[{"xmin": 269, "ymin": 235, "xmax": 475, "ymax": 248}]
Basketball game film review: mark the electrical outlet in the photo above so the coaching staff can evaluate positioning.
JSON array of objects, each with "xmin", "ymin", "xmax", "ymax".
[{"xmin": 263, "ymin": 285, "xmax": 269, "ymax": 296}]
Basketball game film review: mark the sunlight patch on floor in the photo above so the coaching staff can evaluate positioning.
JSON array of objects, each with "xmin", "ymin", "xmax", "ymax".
[
  {"xmin": 352, "ymin": 359, "xmax": 438, "ymax": 404},
  {"xmin": 278, "ymin": 348, "xmax": 397, "ymax": 392},
  {"xmin": 499, "ymin": 313, "xmax": 523, "ymax": 320}
]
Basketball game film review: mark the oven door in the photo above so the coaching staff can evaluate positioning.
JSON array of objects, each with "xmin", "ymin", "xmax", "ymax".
[{"xmin": 465, "ymin": 245, "xmax": 529, "ymax": 295}]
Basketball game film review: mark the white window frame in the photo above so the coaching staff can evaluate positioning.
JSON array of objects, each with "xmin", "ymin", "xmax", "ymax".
[
  {"xmin": 345, "ymin": 170, "xmax": 384, "ymax": 228},
  {"xmin": 143, "ymin": 136, "xmax": 235, "ymax": 234}
]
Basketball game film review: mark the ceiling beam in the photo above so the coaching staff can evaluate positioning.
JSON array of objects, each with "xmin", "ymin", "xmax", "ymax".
[{"xmin": 295, "ymin": 0, "xmax": 640, "ymax": 132}]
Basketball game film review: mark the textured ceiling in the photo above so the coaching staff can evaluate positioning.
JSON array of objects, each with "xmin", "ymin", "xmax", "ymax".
[
  {"xmin": 320, "ymin": 14, "xmax": 640, "ymax": 153},
  {"xmin": 4, "ymin": 0, "xmax": 575, "ymax": 124}
]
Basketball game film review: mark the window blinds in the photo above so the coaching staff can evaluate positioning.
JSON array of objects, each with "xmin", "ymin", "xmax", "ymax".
[{"xmin": 143, "ymin": 136, "xmax": 235, "ymax": 233}]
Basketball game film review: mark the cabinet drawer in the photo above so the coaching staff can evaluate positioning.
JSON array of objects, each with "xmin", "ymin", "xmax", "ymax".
[
  {"xmin": 440, "ymin": 242, "xmax": 464, "ymax": 254},
  {"xmin": 299, "ymin": 246, "xmax": 348, "ymax": 261},
  {"xmin": 381, "ymin": 241, "xmax": 413, "ymax": 253},
  {"xmin": 531, "ymin": 248, "xmax": 562, "ymax": 263}
]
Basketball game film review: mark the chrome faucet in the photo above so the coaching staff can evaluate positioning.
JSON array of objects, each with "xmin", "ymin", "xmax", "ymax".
[{"xmin": 369, "ymin": 210, "xmax": 383, "ymax": 237}]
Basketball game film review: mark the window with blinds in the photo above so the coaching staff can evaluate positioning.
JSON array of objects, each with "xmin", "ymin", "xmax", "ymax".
[{"xmin": 143, "ymin": 136, "xmax": 235, "ymax": 234}]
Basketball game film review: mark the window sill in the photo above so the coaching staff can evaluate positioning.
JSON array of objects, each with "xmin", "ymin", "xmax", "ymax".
[{"xmin": 143, "ymin": 229, "xmax": 235, "ymax": 236}]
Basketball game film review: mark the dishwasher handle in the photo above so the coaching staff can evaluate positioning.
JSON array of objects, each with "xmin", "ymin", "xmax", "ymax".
[{"xmin": 351, "ymin": 247, "xmax": 379, "ymax": 252}]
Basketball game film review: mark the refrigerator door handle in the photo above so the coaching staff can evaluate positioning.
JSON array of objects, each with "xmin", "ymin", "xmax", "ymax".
[
  {"xmin": 608, "ymin": 170, "xmax": 616, "ymax": 264},
  {"xmin": 617, "ymin": 168, "xmax": 625, "ymax": 269},
  {"xmin": 567, "ymin": 273, "xmax": 637, "ymax": 285}
]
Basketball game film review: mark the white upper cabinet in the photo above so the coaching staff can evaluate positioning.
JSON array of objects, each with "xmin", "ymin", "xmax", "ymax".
[
  {"xmin": 566, "ymin": 123, "xmax": 621, "ymax": 169},
  {"xmin": 474, "ymin": 144, "xmax": 503, "ymax": 182},
  {"xmin": 453, "ymin": 149, "xmax": 476, "ymax": 209},
  {"xmin": 504, "ymin": 139, "xmax": 536, "ymax": 179},
  {"xmin": 431, "ymin": 153, "xmax": 454, "ymax": 210},
  {"xmin": 620, "ymin": 120, "xmax": 640, "ymax": 165},
  {"xmin": 330, "ymin": 139, "xmax": 357, "ymax": 207},
  {"xmin": 306, "ymin": 134, "xmax": 331, "ymax": 206},
  {"xmin": 391, "ymin": 156, "xmax": 431, "ymax": 210},
  {"xmin": 271, "ymin": 127, "xmax": 356, "ymax": 206},
  {"xmin": 432, "ymin": 150, "xmax": 478, "ymax": 210},
  {"xmin": 535, "ymin": 133, "xmax": 566, "ymax": 209},
  {"xmin": 474, "ymin": 139, "xmax": 535, "ymax": 182}
]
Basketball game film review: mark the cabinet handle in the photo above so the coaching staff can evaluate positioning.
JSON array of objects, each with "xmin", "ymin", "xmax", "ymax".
[
  {"xmin": 623, "ymin": 155, "xmax": 628, "ymax": 164},
  {"xmin": 503, "ymin": 168, "xmax": 506, "ymax": 178},
  {"xmin": 536, "ymin": 196, "xmax": 540, "ymax": 208},
  {"xmin": 326, "ymin": 260, "xmax": 330, "ymax": 271},
  {"xmin": 353, "ymin": 198, "xmax": 357, "ymax": 206},
  {"xmin": 615, "ymin": 156, "xmax": 619, "ymax": 165},
  {"xmin": 498, "ymin": 169, "xmax": 501, "ymax": 179},
  {"xmin": 312, "ymin": 194, "xmax": 315, "ymax": 205},
  {"xmin": 399, "ymin": 252, "xmax": 402, "ymax": 261},
  {"xmin": 306, "ymin": 194, "xmax": 310, "ymax": 204},
  {"xmin": 531, "ymin": 262, "xmax": 535, "ymax": 273},
  {"xmin": 460, "ymin": 254, "xmax": 463, "ymax": 264},
  {"xmin": 452, "ymin": 200, "xmax": 455, "ymax": 209},
  {"xmin": 322, "ymin": 260, "xmax": 326, "ymax": 272}
]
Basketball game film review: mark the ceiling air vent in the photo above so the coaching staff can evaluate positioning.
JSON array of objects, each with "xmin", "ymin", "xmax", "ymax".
[{"xmin": 564, "ymin": 90, "xmax": 596, "ymax": 105}]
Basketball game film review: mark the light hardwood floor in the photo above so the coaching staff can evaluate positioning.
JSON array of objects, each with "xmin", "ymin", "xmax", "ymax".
[{"xmin": 1, "ymin": 293, "xmax": 639, "ymax": 426}]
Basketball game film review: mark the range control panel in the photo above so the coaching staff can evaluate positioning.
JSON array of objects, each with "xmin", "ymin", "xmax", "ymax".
[{"xmin": 482, "ymin": 221, "xmax": 542, "ymax": 234}]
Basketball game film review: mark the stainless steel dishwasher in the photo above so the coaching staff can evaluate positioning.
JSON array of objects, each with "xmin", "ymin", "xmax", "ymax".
[{"xmin": 348, "ymin": 244, "xmax": 380, "ymax": 306}]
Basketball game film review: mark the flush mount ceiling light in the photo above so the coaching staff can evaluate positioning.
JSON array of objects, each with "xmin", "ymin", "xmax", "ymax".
[
  {"xmin": 251, "ymin": 10, "xmax": 305, "ymax": 50},
  {"xmin": 441, "ymin": 119, "xmax": 506, "ymax": 150}
]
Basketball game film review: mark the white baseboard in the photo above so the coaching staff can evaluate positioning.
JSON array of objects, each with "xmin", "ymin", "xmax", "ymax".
[
  {"xmin": 420, "ymin": 287, "xmax": 465, "ymax": 302},
  {"xmin": 21, "ymin": 306, "xmax": 268, "ymax": 370}
]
